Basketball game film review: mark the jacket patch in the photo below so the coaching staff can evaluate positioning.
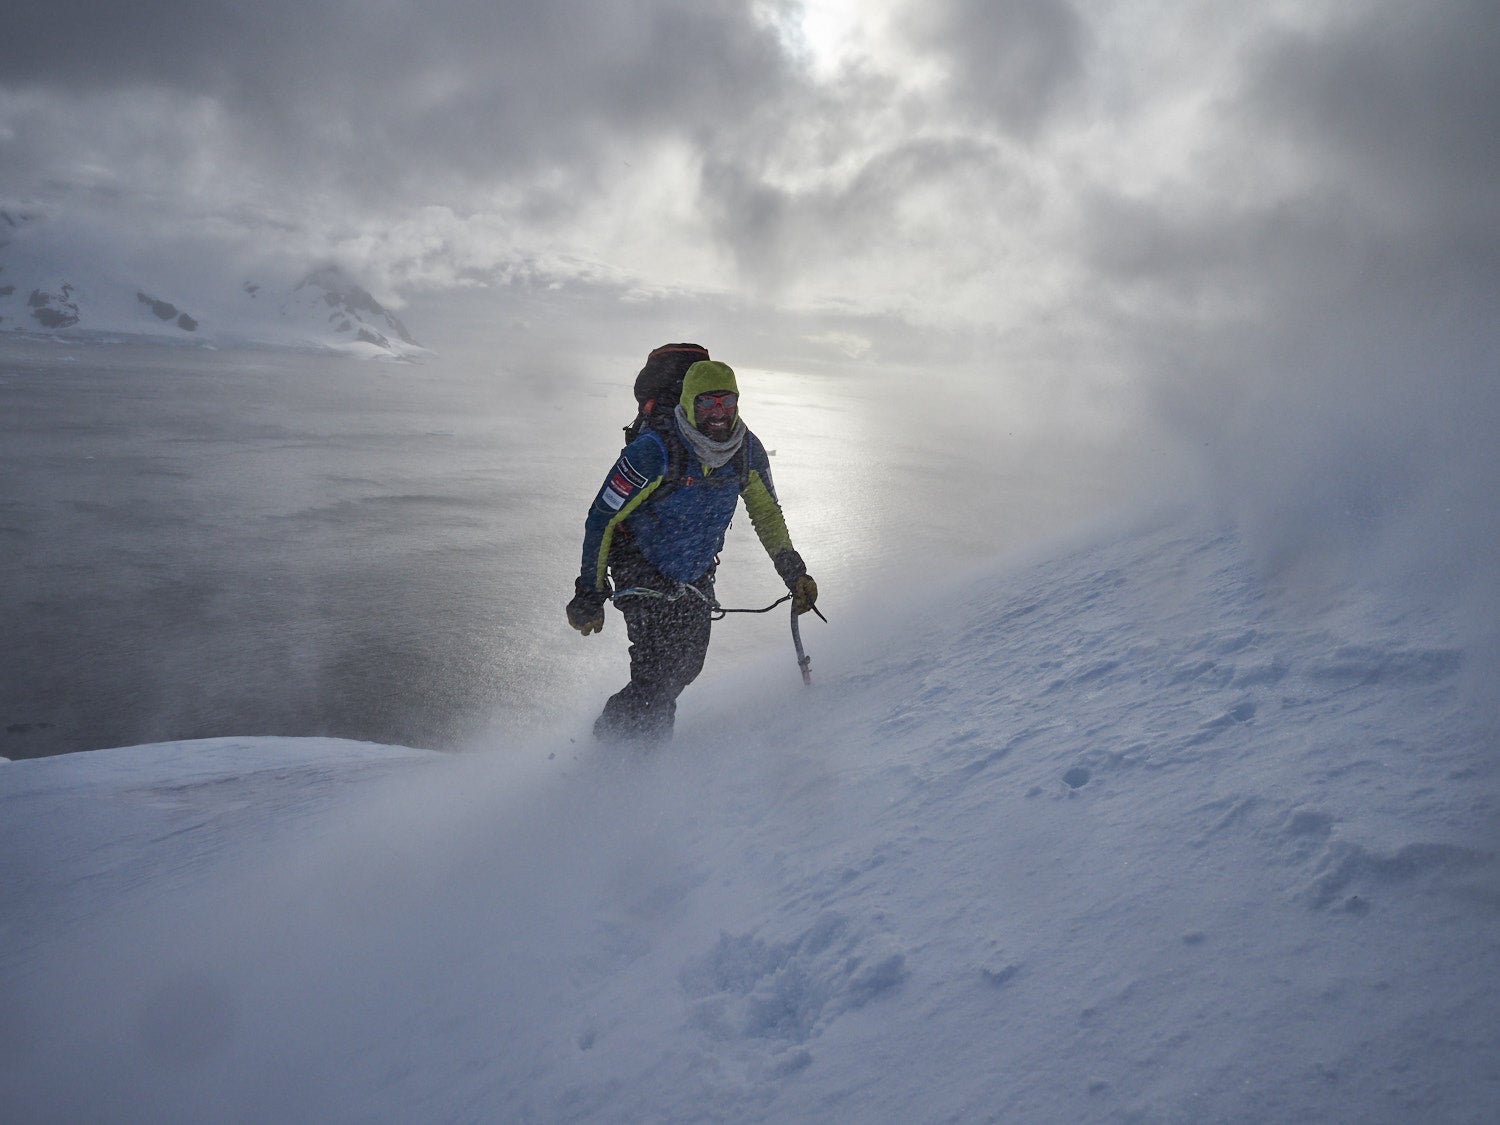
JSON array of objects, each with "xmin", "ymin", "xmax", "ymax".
[
  {"xmin": 618, "ymin": 455, "xmax": 649, "ymax": 489},
  {"xmin": 602, "ymin": 469, "xmax": 637, "ymax": 509}
]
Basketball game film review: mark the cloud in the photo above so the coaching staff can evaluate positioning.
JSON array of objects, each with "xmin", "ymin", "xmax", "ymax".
[
  {"xmin": 1059, "ymin": 1, "xmax": 1500, "ymax": 657},
  {"xmin": 6, "ymin": 2, "xmax": 1497, "ymax": 432},
  {"xmin": 1, "ymin": 1, "xmax": 800, "ymax": 210},
  {"xmin": 899, "ymin": 0, "xmax": 1092, "ymax": 138},
  {"xmin": 698, "ymin": 132, "xmax": 1028, "ymax": 302},
  {"xmin": 1248, "ymin": 3, "xmax": 1500, "ymax": 244}
]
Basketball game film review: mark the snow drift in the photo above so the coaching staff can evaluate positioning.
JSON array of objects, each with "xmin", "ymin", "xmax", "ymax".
[{"xmin": 3, "ymin": 510, "xmax": 1496, "ymax": 1122}]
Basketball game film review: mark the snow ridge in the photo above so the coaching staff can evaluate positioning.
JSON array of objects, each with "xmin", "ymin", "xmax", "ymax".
[{"xmin": 1, "ymin": 513, "xmax": 1496, "ymax": 1123}]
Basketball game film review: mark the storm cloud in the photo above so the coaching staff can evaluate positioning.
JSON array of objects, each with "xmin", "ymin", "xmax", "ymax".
[
  {"xmin": 8, "ymin": 1, "xmax": 1494, "ymax": 315},
  {"xmin": 1, "ymin": 0, "xmax": 800, "ymax": 210},
  {"xmin": 1066, "ymin": 1, "xmax": 1500, "ymax": 663}
]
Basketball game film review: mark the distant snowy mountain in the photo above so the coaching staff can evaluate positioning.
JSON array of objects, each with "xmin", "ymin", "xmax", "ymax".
[
  {"xmin": 0, "ymin": 210, "xmax": 423, "ymax": 359},
  {"xmin": 263, "ymin": 265, "xmax": 419, "ymax": 355}
]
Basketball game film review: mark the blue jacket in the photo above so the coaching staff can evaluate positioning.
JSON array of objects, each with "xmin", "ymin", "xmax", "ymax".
[{"xmin": 579, "ymin": 421, "xmax": 795, "ymax": 588}]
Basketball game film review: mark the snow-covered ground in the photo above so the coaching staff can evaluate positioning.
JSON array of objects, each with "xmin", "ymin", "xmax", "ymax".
[{"xmin": 3, "ymin": 508, "xmax": 1496, "ymax": 1122}]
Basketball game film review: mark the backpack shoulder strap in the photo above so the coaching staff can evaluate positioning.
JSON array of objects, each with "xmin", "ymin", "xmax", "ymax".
[
  {"xmin": 647, "ymin": 427, "xmax": 686, "ymax": 481},
  {"xmin": 733, "ymin": 432, "xmax": 754, "ymax": 485},
  {"xmin": 637, "ymin": 426, "xmax": 687, "ymax": 505}
]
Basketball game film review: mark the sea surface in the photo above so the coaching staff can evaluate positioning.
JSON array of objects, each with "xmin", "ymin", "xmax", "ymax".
[{"xmin": 2, "ymin": 337, "xmax": 1130, "ymax": 759}]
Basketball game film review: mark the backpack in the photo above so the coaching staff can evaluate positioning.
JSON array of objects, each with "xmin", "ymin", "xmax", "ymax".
[
  {"xmin": 622, "ymin": 343, "xmax": 749, "ymax": 496},
  {"xmin": 623, "ymin": 343, "xmax": 711, "ymax": 443}
]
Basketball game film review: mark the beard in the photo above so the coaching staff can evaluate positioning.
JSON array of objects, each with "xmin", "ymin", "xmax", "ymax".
[{"xmin": 697, "ymin": 414, "xmax": 735, "ymax": 441}]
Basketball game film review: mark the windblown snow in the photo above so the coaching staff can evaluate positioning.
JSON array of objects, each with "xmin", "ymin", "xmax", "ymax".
[{"xmin": 2, "ymin": 512, "xmax": 1497, "ymax": 1122}]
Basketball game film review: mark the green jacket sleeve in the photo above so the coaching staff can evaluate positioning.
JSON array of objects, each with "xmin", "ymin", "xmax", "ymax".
[{"xmin": 740, "ymin": 434, "xmax": 795, "ymax": 561}]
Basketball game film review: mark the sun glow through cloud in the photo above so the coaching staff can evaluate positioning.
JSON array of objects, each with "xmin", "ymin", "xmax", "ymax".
[{"xmin": 792, "ymin": 0, "xmax": 865, "ymax": 75}]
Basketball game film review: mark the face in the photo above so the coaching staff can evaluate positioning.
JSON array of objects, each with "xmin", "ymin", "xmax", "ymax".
[{"xmin": 693, "ymin": 390, "xmax": 739, "ymax": 441}]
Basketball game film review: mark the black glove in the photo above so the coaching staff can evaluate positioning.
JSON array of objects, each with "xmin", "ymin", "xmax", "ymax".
[
  {"xmin": 774, "ymin": 549, "xmax": 818, "ymax": 616},
  {"xmin": 773, "ymin": 549, "xmax": 806, "ymax": 586},
  {"xmin": 567, "ymin": 578, "xmax": 609, "ymax": 635}
]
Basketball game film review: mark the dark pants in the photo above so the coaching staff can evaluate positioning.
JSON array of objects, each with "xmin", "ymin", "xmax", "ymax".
[{"xmin": 594, "ymin": 546, "xmax": 713, "ymax": 744}]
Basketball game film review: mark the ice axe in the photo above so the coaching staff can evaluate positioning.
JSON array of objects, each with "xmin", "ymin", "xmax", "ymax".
[
  {"xmin": 791, "ymin": 605, "xmax": 813, "ymax": 685},
  {"xmin": 716, "ymin": 593, "xmax": 824, "ymax": 686}
]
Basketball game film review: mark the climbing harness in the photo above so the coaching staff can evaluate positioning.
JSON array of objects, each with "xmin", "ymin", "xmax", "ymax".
[{"xmin": 611, "ymin": 583, "xmax": 826, "ymax": 685}]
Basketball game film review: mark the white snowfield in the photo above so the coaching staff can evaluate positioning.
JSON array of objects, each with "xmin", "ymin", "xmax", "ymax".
[{"xmin": 2, "ymin": 512, "xmax": 1496, "ymax": 1123}]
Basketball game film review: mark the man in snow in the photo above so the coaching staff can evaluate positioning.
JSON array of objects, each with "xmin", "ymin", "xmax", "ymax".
[{"xmin": 567, "ymin": 358, "xmax": 818, "ymax": 743}]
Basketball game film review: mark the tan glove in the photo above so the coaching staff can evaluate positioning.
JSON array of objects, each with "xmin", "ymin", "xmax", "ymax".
[
  {"xmin": 567, "ymin": 580, "xmax": 608, "ymax": 635},
  {"xmin": 774, "ymin": 549, "xmax": 818, "ymax": 616},
  {"xmin": 791, "ymin": 573, "xmax": 818, "ymax": 616}
]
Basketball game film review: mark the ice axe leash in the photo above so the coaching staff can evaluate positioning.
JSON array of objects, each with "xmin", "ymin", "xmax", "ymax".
[{"xmin": 611, "ymin": 584, "xmax": 826, "ymax": 685}]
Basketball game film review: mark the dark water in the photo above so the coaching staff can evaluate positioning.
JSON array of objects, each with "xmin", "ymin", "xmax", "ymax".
[
  {"xmin": 2, "ymin": 337, "xmax": 1134, "ymax": 760},
  {"xmin": 2, "ymin": 340, "xmax": 610, "ymax": 760}
]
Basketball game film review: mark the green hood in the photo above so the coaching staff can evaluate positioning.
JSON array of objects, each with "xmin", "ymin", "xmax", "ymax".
[{"xmin": 679, "ymin": 360, "xmax": 739, "ymax": 425}]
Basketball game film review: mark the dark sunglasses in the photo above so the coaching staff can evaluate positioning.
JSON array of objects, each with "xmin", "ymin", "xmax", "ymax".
[{"xmin": 694, "ymin": 391, "xmax": 739, "ymax": 412}]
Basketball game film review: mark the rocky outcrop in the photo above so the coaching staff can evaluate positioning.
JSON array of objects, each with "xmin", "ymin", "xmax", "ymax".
[
  {"xmin": 27, "ymin": 285, "xmax": 81, "ymax": 329},
  {"xmin": 137, "ymin": 292, "xmax": 199, "ymax": 331}
]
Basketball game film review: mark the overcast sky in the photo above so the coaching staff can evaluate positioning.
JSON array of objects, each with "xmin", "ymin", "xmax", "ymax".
[
  {"xmin": 4, "ymin": 0, "xmax": 1498, "ymax": 635},
  {"xmin": 3, "ymin": 1, "xmax": 1491, "ymax": 318}
]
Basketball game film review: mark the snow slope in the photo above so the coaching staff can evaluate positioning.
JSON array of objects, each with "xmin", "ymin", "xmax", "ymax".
[{"xmin": 2, "ymin": 511, "xmax": 1497, "ymax": 1123}]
